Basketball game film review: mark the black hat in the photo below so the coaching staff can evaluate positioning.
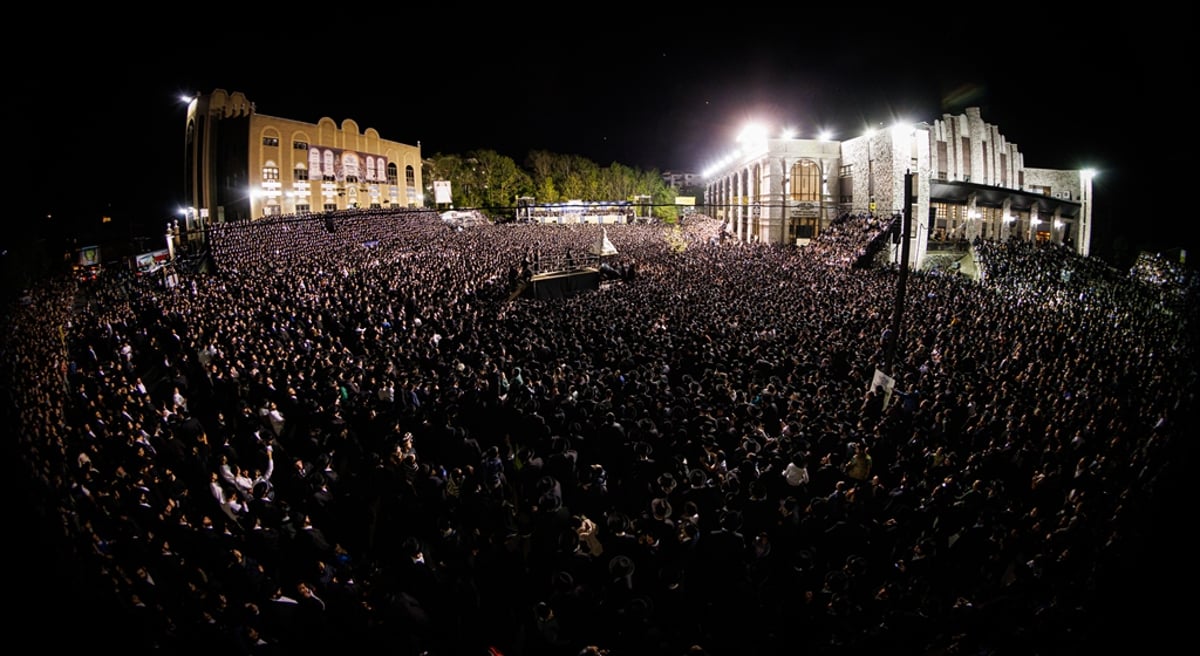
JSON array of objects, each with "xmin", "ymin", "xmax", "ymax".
[{"xmin": 609, "ymin": 554, "xmax": 635, "ymax": 578}]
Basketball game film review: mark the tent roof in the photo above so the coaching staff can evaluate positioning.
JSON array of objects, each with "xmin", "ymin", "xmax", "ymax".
[{"xmin": 589, "ymin": 228, "xmax": 619, "ymax": 257}]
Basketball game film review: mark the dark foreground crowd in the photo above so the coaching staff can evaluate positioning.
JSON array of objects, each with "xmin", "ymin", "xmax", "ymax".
[{"xmin": 5, "ymin": 210, "xmax": 1197, "ymax": 656}]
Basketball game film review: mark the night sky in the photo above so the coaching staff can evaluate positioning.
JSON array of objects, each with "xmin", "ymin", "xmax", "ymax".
[{"xmin": 11, "ymin": 26, "xmax": 1186, "ymax": 266}]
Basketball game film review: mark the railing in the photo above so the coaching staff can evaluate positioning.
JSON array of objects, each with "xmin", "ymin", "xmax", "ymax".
[{"xmin": 530, "ymin": 252, "xmax": 602, "ymax": 275}]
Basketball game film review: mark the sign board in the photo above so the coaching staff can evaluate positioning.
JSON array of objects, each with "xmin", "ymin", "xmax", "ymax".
[
  {"xmin": 434, "ymin": 180, "xmax": 452, "ymax": 204},
  {"xmin": 78, "ymin": 245, "xmax": 101, "ymax": 267},
  {"xmin": 792, "ymin": 202, "xmax": 820, "ymax": 218},
  {"xmin": 870, "ymin": 368, "xmax": 896, "ymax": 409},
  {"xmin": 136, "ymin": 249, "xmax": 171, "ymax": 272}
]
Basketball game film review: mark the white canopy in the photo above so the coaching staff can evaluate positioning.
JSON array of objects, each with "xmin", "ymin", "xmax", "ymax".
[{"xmin": 588, "ymin": 227, "xmax": 619, "ymax": 257}]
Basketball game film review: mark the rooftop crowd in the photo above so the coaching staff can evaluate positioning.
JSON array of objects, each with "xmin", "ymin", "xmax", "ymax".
[{"xmin": 6, "ymin": 209, "xmax": 1196, "ymax": 655}]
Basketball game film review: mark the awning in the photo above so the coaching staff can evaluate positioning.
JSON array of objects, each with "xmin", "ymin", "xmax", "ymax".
[{"xmin": 930, "ymin": 180, "xmax": 1081, "ymax": 218}]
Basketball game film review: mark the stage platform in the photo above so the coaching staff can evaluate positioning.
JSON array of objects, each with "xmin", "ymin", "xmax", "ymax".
[{"xmin": 520, "ymin": 267, "xmax": 601, "ymax": 300}]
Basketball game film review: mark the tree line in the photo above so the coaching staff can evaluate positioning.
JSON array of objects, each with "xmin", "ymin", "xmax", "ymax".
[{"xmin": 422, "ymin": 149, "xmax": 703, "ymax": 223}]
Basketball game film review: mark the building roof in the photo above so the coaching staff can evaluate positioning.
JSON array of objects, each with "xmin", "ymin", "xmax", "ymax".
[{"xmin": 930, "ymin": 180, "xmax": 1081, "ymax": 218}]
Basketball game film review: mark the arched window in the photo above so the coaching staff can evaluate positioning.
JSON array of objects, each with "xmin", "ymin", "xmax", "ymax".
[{"xmin": 791, "ymin": 160, "xmax": 820, "ymax": 202}]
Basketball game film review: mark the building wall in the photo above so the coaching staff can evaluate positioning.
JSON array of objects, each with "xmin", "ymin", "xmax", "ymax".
[
  {"xmin": 704, "ymin": 138, "xmax": 842, "ymax": 244},
  {"xmin": 703, "ymin": 107, "xmax": 1092, "ymax": 260},
  {"xmin": 186, "ymin": 89, "xmax": 422, "ymax": 223},
  {"xmin": 1025, "ymin": 167, "xmax": 1092, "ymax": 253}
]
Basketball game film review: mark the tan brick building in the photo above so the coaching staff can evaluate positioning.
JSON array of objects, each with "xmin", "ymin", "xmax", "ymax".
[{"xmin": 182, "ymin": 89, "xmax": 422, "ymax": 227}]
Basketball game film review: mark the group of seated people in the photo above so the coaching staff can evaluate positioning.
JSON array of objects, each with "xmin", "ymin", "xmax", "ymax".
[{"xmin": 5, "ymin": 209, "xmax": 1195, "ymax": 656}]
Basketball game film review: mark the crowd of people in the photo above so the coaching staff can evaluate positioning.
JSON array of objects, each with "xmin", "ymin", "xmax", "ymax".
[{"xmin": 6, "ymin": 208, "xmax": 1195, "ymax": 656}]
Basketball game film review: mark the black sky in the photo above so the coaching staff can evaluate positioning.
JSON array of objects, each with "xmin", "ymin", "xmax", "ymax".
[{"xmin": 12, "ymin": 27, "xmax": 1186, "ymax": 265}]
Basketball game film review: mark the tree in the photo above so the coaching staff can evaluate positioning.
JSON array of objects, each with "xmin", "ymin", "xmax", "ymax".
[
  {"xmin": 524, "ymin": 150, "xmax": 557, "ymax": 185},
  {"xmin": 535, "ymin": 176, "xmax": 559, "ymax": 205},
  {"xmin": 430, "ymin": 148, "xmax": 678, "ymax": 222},
  {"xmin": 467, "ymin": 150, "xmax": 533, "ymax": 216}
]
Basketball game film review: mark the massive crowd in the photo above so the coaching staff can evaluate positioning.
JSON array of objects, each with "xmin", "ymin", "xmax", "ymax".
[{"xmin": 6, "ymin": 209, "xmax": 1196, "ymax": 656}]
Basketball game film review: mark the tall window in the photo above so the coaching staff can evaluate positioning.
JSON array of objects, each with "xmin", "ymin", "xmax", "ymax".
[
  {"xmin": 388, "ymin": 163, "xmax": 399, "ymax": 185},
  {"xmin": 405, "ymin": 165, "xmax": 416, "ymax": 206},
  {"xmin": 790, "ymin": 160, "xmax": 820, "ymax": 202}
]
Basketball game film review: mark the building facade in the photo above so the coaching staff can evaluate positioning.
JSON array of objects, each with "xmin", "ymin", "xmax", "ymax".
[
  {"xmin": 183, "ymin": 90, "xmax": 423, "ymax": 227},
  {"xmin": 703, "ymin": 107, "xmax": 1093, "ymax": 266}
]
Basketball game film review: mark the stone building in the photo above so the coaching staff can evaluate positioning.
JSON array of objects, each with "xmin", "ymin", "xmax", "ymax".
[
  {"xmin": 702, "ymin": 107, "xmax": 1094, "ymax": 266},
  {"xmin": 182, "ymin": 89, "xmax": 423, "ymax": 227}
]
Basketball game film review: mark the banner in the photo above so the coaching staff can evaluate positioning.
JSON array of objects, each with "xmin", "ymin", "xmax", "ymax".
[
  {"xmin": 135, "ymin": 249, "xmax": 171, "ymax": 272},
  {"xmin": 434, "ymin": 180, "xmax": 452, "ymax": 204},
  {"xmin": 78, "ymin": 245, "xmax": 101, "ymax": 267}
]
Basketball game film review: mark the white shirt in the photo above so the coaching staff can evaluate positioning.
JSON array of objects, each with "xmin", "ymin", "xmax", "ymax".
[{"xmin": 784, "ymin": 463, "xmax": 810, "ymax": 487}]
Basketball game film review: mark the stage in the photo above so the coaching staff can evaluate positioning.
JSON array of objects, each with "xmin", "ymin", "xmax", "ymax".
[{"xmin": 520, "ymin": 267, "xmax": 601, "ymax": 300}]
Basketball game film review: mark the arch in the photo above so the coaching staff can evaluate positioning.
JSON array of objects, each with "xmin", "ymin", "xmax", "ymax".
[{"xmin": 259, "ymin": 126, "xmax": 282, "ymax": 148}]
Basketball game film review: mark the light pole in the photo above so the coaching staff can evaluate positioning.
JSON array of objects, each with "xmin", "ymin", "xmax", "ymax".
[{"xmin": 885, "ymin": 170, "xmax": 915, "ymax": 377}]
